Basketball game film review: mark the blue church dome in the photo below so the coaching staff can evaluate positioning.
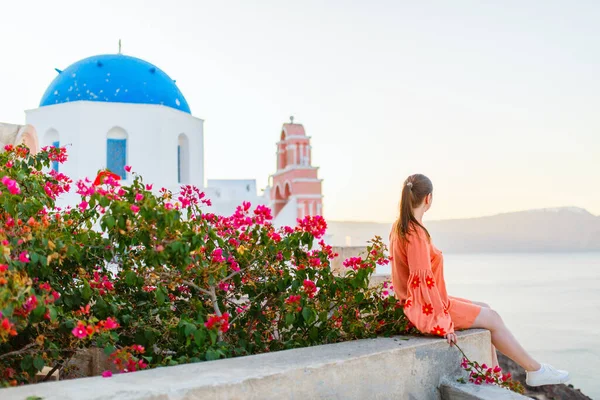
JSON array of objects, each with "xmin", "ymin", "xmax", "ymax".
[{"xmin": 39, "ymin": 54, "xmax": 191, "ymax": 113}]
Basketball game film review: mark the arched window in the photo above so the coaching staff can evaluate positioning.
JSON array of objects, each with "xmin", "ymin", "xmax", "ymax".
[
  {"xmin": 44, "ymin": 129, "xmax": 60, "ymax": 172},
  {"xmin": 177, "ymin": 133, "xmax": 190, "ymax": 184},
  {"xmin": 107, "ymin": 127, "xmax": 128, "ymax": 179}
]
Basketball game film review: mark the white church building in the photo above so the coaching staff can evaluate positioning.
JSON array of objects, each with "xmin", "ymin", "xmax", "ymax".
[{"xmin": 20, "ymin": 52, "xmax": 323, "ymax": 227}]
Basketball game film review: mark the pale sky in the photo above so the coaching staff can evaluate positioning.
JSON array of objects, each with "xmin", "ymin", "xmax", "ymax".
[{"xmin": 1, "ymin": 1, "xmax": 599, "ymax": 222}]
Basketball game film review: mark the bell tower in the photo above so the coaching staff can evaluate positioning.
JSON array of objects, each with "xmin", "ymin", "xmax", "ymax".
[{"xmin": 270, "ymin": 118, "xmax": 323, "ymax": 220}]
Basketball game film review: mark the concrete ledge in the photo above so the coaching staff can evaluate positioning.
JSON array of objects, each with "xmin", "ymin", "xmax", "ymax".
[
  {"xmin": 440, "ymin": 379, "xmax": 530, "ymax": 400},
  {"xmin": 1, "ymin": 330, "xmax": 492, "ymax": 400}
]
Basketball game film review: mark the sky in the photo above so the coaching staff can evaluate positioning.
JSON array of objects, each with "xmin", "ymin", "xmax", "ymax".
[{"xmin": 1, "ymin": 0, "xmax": 599, "ymax": 222}]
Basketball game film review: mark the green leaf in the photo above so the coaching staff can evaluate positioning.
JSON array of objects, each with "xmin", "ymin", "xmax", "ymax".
[
  {"xmin": 208, "ymin": 330, "xmax": 217, "ymax": 345},
  {"xmin": 20, "ymin": 355, "xmax": 33, "ymax": 371},
  {"xmin": 319, "ymin": 311, "xmax": 328, "ymax": 322},
  {"xmin": 82, "ymin": 281, "xmax": 92, "ymax": 300},
  {"xmin": 156, "ymin": 289, "xmax": 166, "ymax": 305},
  {"xmin": 48, "ymin": 306, "xmax": 58, "ymax": 322},
  {"xmin": 125, "ymin": 271, "xmax": 137, "ymax": 286},
  {"xmin": 302, "ymin": 306, "xmax": 312, "ymax": 323},
  {"xmin": 194, "ymin": 329, "xmax": 206, "ymax": 347},
  {"xmin": 184, "ymin": 323, "xmax": 196, "ymax": 336},
  {"xmin": 105, "ymin": 215, "xmax": 115, "ymax": 229},
  {"xmin": 32, "ymin": 303, "xmax": 46, "ymax": 320},
  {"xmin": 104, "ymin": 344, "xmax": 116, "ymax": 356},
  {"xmin": 309, "ymin": 326, "xmax": 319, "ymax": 340},
  {"xmin": 277, "ymin": 279, "xmax": 287, "ymax": 292},
  {"xmin": 205, "ymin": 349, "xmax": 219, "ymax": 361},
  {"xmin": 33, "ymin": 356, "xmax": 45, "ymax": 371},
  {"xmin": 100, "ymin": 196, "xmax": 110, "ymax": 208},
  {"xmin": 285, "ymin": 313, "xmax": 294, "ymax": 325}
]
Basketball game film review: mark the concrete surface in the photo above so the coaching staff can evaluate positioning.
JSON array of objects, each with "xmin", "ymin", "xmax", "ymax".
[
  {"xmin": 440, "ymin": 379, "xmax": 530, "ymax": 400},
  {"xmin": 1, "ymin": 330, "xmax": 493, "ymax": 400}
]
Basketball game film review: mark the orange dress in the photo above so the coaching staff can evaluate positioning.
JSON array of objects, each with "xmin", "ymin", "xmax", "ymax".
[{"xmin": 389, "ymin": 224, "xmax": 481, "ymax": 336}]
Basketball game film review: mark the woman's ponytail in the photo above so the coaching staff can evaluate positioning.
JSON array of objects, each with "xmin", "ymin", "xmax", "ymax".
[{"xmin": 392, "ymin": 174, "xmax": 432, "ymax": 242}]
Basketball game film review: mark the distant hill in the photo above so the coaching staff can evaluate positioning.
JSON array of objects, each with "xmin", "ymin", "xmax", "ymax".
[{"xmin": 326, "ymin": 207, "xmax": 600, "ymax": 253}]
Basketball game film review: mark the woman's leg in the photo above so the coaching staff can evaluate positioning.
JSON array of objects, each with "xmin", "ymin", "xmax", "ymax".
[
  {"xmin": 469, "ymin": 301, "xmax": 499, "ymax": 367},
  {"xmin": 471, "ymin": 307, "xmax": 541, "ymax": 372}
]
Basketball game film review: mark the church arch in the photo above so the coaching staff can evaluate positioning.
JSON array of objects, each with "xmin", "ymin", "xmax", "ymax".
[{"xmin": 284, "ymin": 181, "xmax": 292, "ymax": 198}]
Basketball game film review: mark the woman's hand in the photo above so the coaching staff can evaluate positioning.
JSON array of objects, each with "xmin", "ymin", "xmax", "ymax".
[{"xmin": 446, "ymin": 332, "xmax": 458, "ymax": 346}]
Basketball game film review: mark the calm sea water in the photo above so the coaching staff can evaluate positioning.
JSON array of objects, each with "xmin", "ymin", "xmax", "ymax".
[{"xmin": 377, "ymin": 252, "xmax": 600, "ymax": 398}]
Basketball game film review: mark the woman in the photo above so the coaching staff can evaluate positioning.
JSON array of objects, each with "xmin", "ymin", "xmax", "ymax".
[{"xmin": 389, "ymin": 174, "xmax": 569, "ymax": 387}]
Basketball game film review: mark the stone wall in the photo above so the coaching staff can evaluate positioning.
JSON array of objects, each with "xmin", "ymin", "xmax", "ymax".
[{"xmin": 1, "ymin": 330, "xmax": 496, "ymax": 400}]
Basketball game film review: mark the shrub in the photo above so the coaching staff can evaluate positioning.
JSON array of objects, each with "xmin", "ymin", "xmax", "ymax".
[{"xmin": 0, "ymin": 145, "xmax": 409, "ymax": 386}]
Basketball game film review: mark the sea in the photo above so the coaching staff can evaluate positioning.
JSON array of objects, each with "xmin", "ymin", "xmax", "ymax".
[{"xmin": 377, "ymin": 252, "xmax": 600, "ymax": 398}]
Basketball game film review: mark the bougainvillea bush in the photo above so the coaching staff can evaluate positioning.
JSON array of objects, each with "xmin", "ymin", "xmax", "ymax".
[{"xmin": 0, "ymin": 145, "xmax": 408, "ymax": 387}]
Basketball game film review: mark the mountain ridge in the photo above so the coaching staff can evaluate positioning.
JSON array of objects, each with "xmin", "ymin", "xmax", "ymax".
[{"xmin": 326, "ymin": 207, "xmax": 600, "ymax": 252}]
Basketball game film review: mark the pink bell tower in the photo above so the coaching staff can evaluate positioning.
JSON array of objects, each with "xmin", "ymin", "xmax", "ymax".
[{"xmin": 270, "ymin": 117, "xmax": 323, "ymax": 220}]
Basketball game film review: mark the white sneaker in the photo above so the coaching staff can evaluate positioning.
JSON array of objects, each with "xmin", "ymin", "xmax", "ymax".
[{"xmin": 526, "ymin": 363, "xmax": 570, "ymax": 387}]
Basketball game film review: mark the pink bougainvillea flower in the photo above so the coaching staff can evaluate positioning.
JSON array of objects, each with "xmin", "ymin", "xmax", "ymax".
[
  {"xmin": 461, "ymin": 358, "xmax": 469, "ymax": 369},
  {"xmin": 343, "ymin": 257, "xmax": 364, "ymax": 270},
  {"xmin": 101, "ymin": 317, "xmax": 120, "ymax": 330},
  {"xmin": 266, "ymin": 231, "xmax": 281, "ymax": 242},
  {"xmin": 130, "ymin": 205, "xmax": 140, "ymax": 213},
  {"xmin": 145, "ymin": 184, "xmax": 153, "ymax": 190},
  {"xmin": 211, "ymin": 248, "xmax": 225, "ymax": 263},
  {"xmin": 229, "ymin": 260, "xmax": 240, "ymax": 272},
  {"xmin": 131, "ymin": 345, "xmax": 145, "ymax": 354},
  {"xmin": 135, "ymin": 193, "xmax": 144, "ymax": 202},
  {"xmin": 1, "ymin": 176, "xmax": 21, "ymax": 195},
  {"xmin": 124, "ymin": 165, "xmax": 132, "ymax": 172},
  {"xmin": 296, "ymin": 215, "xmax": 327, "ymax": 238},
  {"xmin": 302, "ymin": 280, "xmax": 317, "ymax": 298},
  {"xmin": 18, "ymin": 251, "xmax": 30, "ymax": 264},
  {"xmin": 78, "ymin": 201, "xmax": 88, "ymax": 211},
  {"xmin": 205, "ymin": 315, "xmax": 220, "ymax": 330},
  {"xmin": 21, "ymin": 295, "xmax": 38, "ymax": 313},
  {"xmin": 72, "ymin": 321, "xmax": 88, "ymax": 339},
  {"xmin": 204, "ymin": 313, "xmax": 230, "ymax": 333},
  {"xmin": 102, "ymin": 370, "xmax": 113, "ymax": 378}
]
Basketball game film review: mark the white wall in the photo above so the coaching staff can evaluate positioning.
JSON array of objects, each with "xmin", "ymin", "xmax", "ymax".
[
  {"xmin": 26, "ymin": 101, "xmax": 204, "ymax": 190},
  {"xmin": 273, "ymin": 195, "xmax": 298, "ymax": 228},
  {"xmin": 203, "ymin": 180, "xmax": 268, "ymax": 217}
]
